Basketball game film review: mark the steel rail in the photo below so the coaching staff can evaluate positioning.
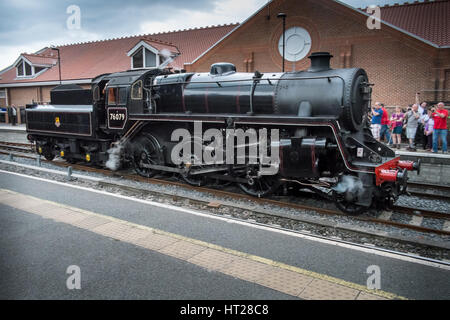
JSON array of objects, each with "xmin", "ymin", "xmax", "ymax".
[{"xmin": 0, "ymin": 144, "xmax": 449, "ymax": 236}]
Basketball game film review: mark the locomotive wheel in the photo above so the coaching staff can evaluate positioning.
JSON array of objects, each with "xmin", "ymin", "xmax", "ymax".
[
  {"xmin": 37, "ymin": 144, "xmax": 55, "ymax": 161},
  {"xmin": 43, "ymin": 148, "xmax": 55, "ymax": 161},
  {"xmin": 332, "ymin": 191, "xmax": 368, "ymax": 215},
  {"xmin": 178, "ymin": 138, "xmax": 208, "ymax": 187},
  {"xmin": 238, "ymin": 175, "xmax": 280, "ymax": 198},
  {"xmin": 133, "ymin": 136, "xmax": 161, "ymax": 178}
]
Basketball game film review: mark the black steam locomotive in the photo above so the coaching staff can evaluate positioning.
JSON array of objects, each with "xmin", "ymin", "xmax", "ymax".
[{"xmin": 25, "ymin": 52, "xmax": 419, "ymax": 214}]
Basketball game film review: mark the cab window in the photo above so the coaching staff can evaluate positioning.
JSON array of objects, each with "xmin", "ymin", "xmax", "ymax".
[
  {"xmin": 108, "ymin": 87, "xmax": 117, "ymax": 105},
  {"xmin": 93, "ymin": 86, "xmax": 100, "ymax": 101},
  {"xmin": 118, "ymin": 87, "xmax": 127, "ymax": 105},
  {"xmin": 131, "ymin": 80, "xmax": 143, "ymax": 100}
]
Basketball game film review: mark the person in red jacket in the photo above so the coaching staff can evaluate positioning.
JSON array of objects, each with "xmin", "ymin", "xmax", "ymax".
[
  {"xmin": 432, "ymin": 102, "xmax": 448, "ymax": 153},
  {"xmin": 379, "ymin": 104, "xmax": 392, "ymax": 145}
]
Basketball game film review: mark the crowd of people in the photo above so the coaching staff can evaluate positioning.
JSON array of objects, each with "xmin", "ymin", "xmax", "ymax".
[{"xmin": 371, "ymin": 101, "xmax": 448, "ymax": 154}]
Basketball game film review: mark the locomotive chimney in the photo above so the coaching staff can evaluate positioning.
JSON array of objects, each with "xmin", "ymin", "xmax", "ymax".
[{"xmin": 308, "ymin": 52, "xmax": 333, "ymax": 72}]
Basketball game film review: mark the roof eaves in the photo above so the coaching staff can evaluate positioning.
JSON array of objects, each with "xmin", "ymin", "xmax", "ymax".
[
  {"xmin": 0, "ymin": 78, "xmax": 92, "ymax": 88},
  {"xmin": 0, "ymin": 65, "xmax": 14, "ymax": 76}
]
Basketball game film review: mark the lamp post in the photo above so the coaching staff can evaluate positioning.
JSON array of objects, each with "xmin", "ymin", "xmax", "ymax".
[
  {"xmin": 277, "ymin": 13, "xmax": 287, "ymax": 73},
  {"xmin": 51, "ymin": 46, "xmax": 62, "ymax": 85}
]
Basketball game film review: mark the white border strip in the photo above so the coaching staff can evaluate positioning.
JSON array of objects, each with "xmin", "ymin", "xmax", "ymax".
[
  {"xmin": 0, "ymin": 169, "xmax": 449, "ymax": 270},
  {"xmin": 0, "ymin": 160, "xmax": 101, "ymax": 182}
]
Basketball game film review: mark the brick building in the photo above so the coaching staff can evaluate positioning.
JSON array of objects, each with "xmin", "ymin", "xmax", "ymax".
[
  {"xmin": 0, "ymin": 24, "xmax": 237, "ymax": 123},
  {"xmin": 1, "ymin": 0, "xmax": 449, "ymax": 124},
  {"xmin": 186, "ymin": 0, "xmax": 450, "ymax": 109}
]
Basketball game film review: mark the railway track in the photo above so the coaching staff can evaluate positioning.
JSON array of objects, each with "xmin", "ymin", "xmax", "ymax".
[
  {"xmin": 0, "ymin": 141, "xmax": 449, "ymax": 238},
  {"xmin": 406, "ymin": 182, "xmax": 450, "ymax": 200},
  {"xmin": 0, "ymin": 142, "xmax": 34, "ymax": 153}
]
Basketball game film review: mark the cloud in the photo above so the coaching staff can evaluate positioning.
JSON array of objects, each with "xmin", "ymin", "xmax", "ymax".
[{"xmin": 139, "ymin": 0, "xmax": 267, "ymax": 34}]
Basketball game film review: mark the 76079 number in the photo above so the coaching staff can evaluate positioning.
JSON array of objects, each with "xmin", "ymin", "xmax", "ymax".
[{"xmin": 110, "ymin": 113, "xmax": 125, "ymax": 121}]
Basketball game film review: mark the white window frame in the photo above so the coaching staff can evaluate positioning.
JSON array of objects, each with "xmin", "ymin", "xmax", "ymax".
[
  {"xmin": 16, "ymin": 59, "xmax": 33, "ymax": 77},
  {"xmin": 128, "ymin": 41, "xmax": 162, "ymax": 70},
  {"xmin": 14, "ymin": 57, "xmax": 49, "ymax": 79},
  {"xmin": 0, "ymin": 88, "xmax": 6, "ymax": 99}
]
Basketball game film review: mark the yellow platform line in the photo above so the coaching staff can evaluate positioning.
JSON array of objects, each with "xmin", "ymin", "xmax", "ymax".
[{"xmin": 0, "ymin": 188, "xmax": 406, "ymax": 300}]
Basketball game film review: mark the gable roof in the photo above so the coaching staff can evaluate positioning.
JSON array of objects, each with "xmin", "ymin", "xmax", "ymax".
[
  {"xmin": 0, "ymin": 23, "xmax": 238, "ymax": 86},
  {"xmin": 127, "ymin": 39, "xmax": 180, "ymax": 57},
  {"xmin": 358, "ymin": 0, "xmax": 450, "ymax": 47},
  {"xmin": 21, "ymin": 54, "xmax": 58, "ymax": 67}
]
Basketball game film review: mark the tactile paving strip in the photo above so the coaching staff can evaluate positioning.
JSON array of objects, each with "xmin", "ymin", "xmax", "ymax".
[
  {"xmin": 298, "ymin": 279, "xmax": 359, "ymax": 300},
  {"xmin": 187, "ymin": 249, "xmax": 236, "ymax": 271},
  {"xmin": 134, "ymin": 233, "xmax": 180, "ymax": 251},
  {"xmin": 0, "ymin": 189, "xmax": 405, "ymax": 300},
  {"xmin": 256, "ymin": 267, "xmax": 314, "ymax": 297}
]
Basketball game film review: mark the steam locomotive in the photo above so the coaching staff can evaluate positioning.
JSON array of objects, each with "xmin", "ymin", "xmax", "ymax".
[{"xmin": 25, "ymin": 52, "xmax": 420, "ymax": 214}]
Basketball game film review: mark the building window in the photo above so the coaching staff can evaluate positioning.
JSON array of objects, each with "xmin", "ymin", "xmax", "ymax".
[
  {"xmin": 132, "ymin": 49, "xmax": 144, "ymax": 69},
  {"xmin": 16, "ymin": 58, "xmax": 47, "ymax": 77},
  {"xmin": 34, "ymin": 66, "xmax": 46, "ymax": 74},
  {"xmin": 145, "ymin": 49, "xmax": 156, "ymax": 68},
  {"xmin": 25, "ymin": 62, "xmax": 32, "ymax": 76},
  {"xmin": 17, "ymin": 61, "xmax": 24, "ymax": 76},
  {"xmin": 0, "ymin": 89, "xmax": 5, "ymax": 99},
  {"xmin": 278, "ymin": 27, "xmax": 312, "ymax": 62},
  {"xmin": 131, "ymin": 47, "xmax": 161, "ymax": 69}
]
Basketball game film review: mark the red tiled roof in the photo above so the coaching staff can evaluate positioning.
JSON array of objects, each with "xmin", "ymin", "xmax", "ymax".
[
  {"xmin": 0, "ymin": 24, "xmax": 238, "ymax": 84},
  {"xmin": 22, "ymin": 53, "xmax": 58, "ymax": 66},
  {"xmin": 137, "ymin": 38, "xmax": 179, "ymax": 55},
  {"xmin": 360, "ymin": 0, "xmax": 450, "ymax": 47}
]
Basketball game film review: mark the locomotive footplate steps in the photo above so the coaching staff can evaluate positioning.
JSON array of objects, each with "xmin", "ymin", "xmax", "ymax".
[{"xmin": 1, "ymin": 171, "xmax": 449, "ymax": 299}]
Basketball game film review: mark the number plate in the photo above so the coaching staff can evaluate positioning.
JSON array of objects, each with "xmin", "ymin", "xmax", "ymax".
[{"xmin": 107, "ymin": 107, "xmax": 127, "ymax": 130}]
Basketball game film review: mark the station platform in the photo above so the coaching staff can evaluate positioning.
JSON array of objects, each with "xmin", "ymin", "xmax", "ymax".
[
  {"xmin": 0, "ymin": 123, "xmax": 26, "ymax": 133},
  {"xmin": 0, "ymin": 170, "xmax": 449, "ymax": 300},
  {"xmin": 395, "ymin": 148, "xmax": 450, "ymax": 164}
]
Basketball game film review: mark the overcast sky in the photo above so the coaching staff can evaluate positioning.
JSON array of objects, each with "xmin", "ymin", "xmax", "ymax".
[{"xmin": 0, "ymin": 0, "xmax": 425, "ymax": 71}]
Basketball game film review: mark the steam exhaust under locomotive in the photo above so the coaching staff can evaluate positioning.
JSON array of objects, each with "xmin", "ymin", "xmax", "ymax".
[{"xmin": 25, "ymin": 52, "xmax": 420, "ymax": 215}]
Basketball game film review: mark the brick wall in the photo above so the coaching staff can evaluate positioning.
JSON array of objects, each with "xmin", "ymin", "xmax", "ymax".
[
  {"xmin": 5, "ymin": 83, "xmax": 92, "ymax": 106},
  {"xmin": 9, "ymin": 87, "xmax": 40, "ymax": 106},
  {"xmin": 188, "ymin": 0, "xmax": 448, "ymax": 107}
]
